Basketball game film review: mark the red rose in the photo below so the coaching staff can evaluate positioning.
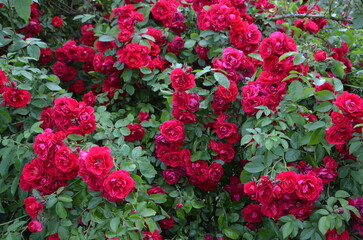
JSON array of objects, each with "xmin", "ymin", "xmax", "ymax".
[
  {"xmin": 48, "ymin": 233, "xmax": 61, "ymax": 240},
  {"xmin": 82, "ymin": 91, "xmax": 96, "ymax": 106},
  {"xmin": 261, "ymin": 200, "xmax": 283, "ymax": 219},
  {"xmin": 147, "ymin": 185, "xmax": 166, "ymax": 195},
  {"xmin": 28, "ymin": 220, "xmax": 43, "ymax": 233},
  {"xmin": 158, "ymin": 215, "xmax": 175, "ymax": 230},
  {"xmin": 214, "ymin": 120, "xmax": 237, "ymax": 139},
  {"xmin": 24, "ymin": 196, "xmax": 44, "ymax": 218},
  {"xmin": 39, "ymin": 48, "xmax": 53, "ymax": 65},
  {"xmin": 69, "ymin": 80, "xmax": 85, "ymax": 94},
  {"xmin": 160, "ymin": 120, "xmax": 185, "ymax": 142},
  {"xmin": 295, "ymin": 174, "xmax": 323, "ymax": 201},
  {"xmin": 151, "ymin": 0, "xmax": 174, "ymax": 21},
  {"xmin": 242, "ymin": 96, "xmax": 264, "ymax": 116},
  {"xmin": 314, "ymin": 50, "xmax": 327, "ymax": 61},
  {"xmin": 222, "ymin": 47, "xmax": 244, "ymax": 69},
  {"xmin": 54, "ymin": 147, "xmax": 78, "ymax": 173},
  {"xmin": 325, "ymin": 228, "xmax": 350, "ymax": 240},
  {"xmin": 102, "ymin": 170, "xmax": 135, "ymax": 201},
  {"xmin": 170, "ymin": 68, "xmax": 195, "ymax": 91},
  {"xmin": 255, "ymin": 179, "xmax": 274, "ymax": 204},
  {"xmin": 159, "ymin": 148, "xmax": 190, "ymax": 167},
  {"xmin": 51, "ymin": 16, "xmax": 63, "ymax": 28},
  {"xmin": 276, "ymin": 171, "xmax": 297, "ymax": 194},
  {"xmin": 208, "ymin": 162, "xmax": 224, "ymax": 183},
  {"xmin": 325, "ymin": 124, "xmax": 353, "ymax": 145},
  {"xmin": 244, "ymin": 181, "xmax": 257, "ymax": 199},
  {"xmin": 2, "ymin": 87, "xmax": 31, "ymax": 108},
  {"xmin": 215, "ymin": 80, "xmax": 238, "ymax": 103},
  {"xmin": 334, "ymin": 91, "xmax": 363, "ymax": 117},
  {"xmin": 242, "ymin": 203, "xmax": 263, "ymax": 223},
  {"xmin": 21, "ymin": 158, "xmax": 44, "ymax": 186},
  {"xmin": 138, "ymin": 112, "xmax": 149, "ymax": 122},
  {"xmin": 162, "ymin": 168, "xmax": 185, "ymax": 184},
  {"xmin": 125, "ymin": 124, "xmax": 145, "ymax": 142},
  {"xmin": 323, "ymin": 156, "xmax": 338, "ymax": 169},
  {"xmin": 85, "ymin": 146, "xmax": 114, "ymax": 176},
  {"xmin": 209, "ymin": 140, "xmax": 235, "ymax": 162},
  {"xmin": 185, "ymin": 160, "xmax": 209, "ymax": 182}
]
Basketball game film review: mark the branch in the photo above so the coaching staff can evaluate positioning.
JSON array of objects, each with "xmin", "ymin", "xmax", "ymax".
[{"xmin": 268, "ymin": 14, "xmax": 353, "ymax": 24}]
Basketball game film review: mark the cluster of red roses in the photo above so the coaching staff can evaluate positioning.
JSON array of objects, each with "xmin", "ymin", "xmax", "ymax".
[
  {"xmin": 151, "ymin": 0, "xmax": 186, "ymax": 34},
  {"xmin": 155, "ymin": 120, "xmax": 224, "ymax": 191},
  {"xmin": 348, "ymin": 196, "xmax": 363, "ymax": 235},
  {"xmin": 78, "ymin": 146, "xmax": 135, "ymax": 202},
  {"xmin": 0, "ymin": 70, "xmax": 32, "ymax": 108},
  {"xmin": 20, "ymin": 129, "xmax": 73, "ymax": 195},
  {"xmin": 295, "ymin": 5, "xmax": 328, "ymax": 34},
  {"xmin": 331, "ymin": 42, "xmax": 352, "ymax": 73},
  {"xmin": 39, "ymin": 96, "xmax": 96, "ymax": 136},
  {"xmin": 24, "ymin": 196, "xmax": 44, "ymax": 233},
  {"xmin": 113, "ymin": 4, "xmax": 144, "ymax": 42},
  {"xmin": 20, "ymin": 3, "xmax": 42, "ymax": 36},
  {"xmin": 170, "ymin": 68, "xmax": 200, "ymax": 123},
  {"xmin": 242, "ymin": 171, "xmax": 324, "ymax": 225},
  {"xmin": 326, "ymin": 91, "xmax": 363, "ymax": 156},
  {"xmin": 241, "ymin": 32, "xmax": 305, "ymax": 116}
]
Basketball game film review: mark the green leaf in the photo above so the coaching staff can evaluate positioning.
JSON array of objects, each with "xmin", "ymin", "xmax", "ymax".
[
  {"xmin": 293, "ymin": 53, "xmax": 305, "ymax": 65},
  {"xmin": 335, "ymin": 190, "xmax": 350, "ymax": 198},
  {"xmin": 279, "ymin": 51, "xmax": 298, "ymax": 62},
  {"xmin": 139, "ymin": 208, "xmax": 156, "ymax": 217},
  {"xmin": 244, "ymin": 161, "xmax": 265, "ymax": 173},
  {"xmin": 56, "ymin": 202, "xmax": 67, "ymax": 219},
  {"xmin": 46, "ymin": 82, "xmax": 62, "ymax": 91},
  {"xmin": 214, "ymin": 72, "xmax": 230, "ymax": 89},
  {"xmin": 165, "ymin": 52, "xmax": 178, "ymax": 63},
  {"xmin": 281, "ymin": 222, "xmax": 294, "ymax": 239},
  {"xmin": 140, "ymin": 67, "xmax": 152, "ymax": 74},
  {"xmin": 99, "ymin": 35, "xmax": 114, "ymax": 42},
  {"xmin": 139, "ymin": 159, "xmax": 156, "ymax": 179},
  {"xmin": 27, "ymin": 45, "xmax": 40, "ymax": 60},
  {"xmin": 131, "ymin": 147, "xmax": 142, "ymax": 159},
  {"xmin": 304, "ymin": 121, "xmax": 325, "ymax": 131},
  {"xmin": 30, "ymin": 121, "xmax": 43, "ymax": 134},
  {"xmin": 318, "ymin": 216, "xmax": 330, "ymax": 235},
  {"xmin": 121, "ymin": 144, "xmax": 130, "ymax": 156},
  {"xmin": 331, "ymin": 60, "xmax": 345, "ymax": 79},
  {"xmin": 314, "ymin": 90, "xmax": 335, "ymax": 101},
  {"xmin": 110, "ymin": 217, "xmax": 120, "ymax": 232},
  {"xmin": 67, "ymin": 134, "xmax": 85, "ymax": 141},
  {"xmin": 58, "ymin": 195, "xmax": 72, "ymax": 203},
  {"xmin": 316, "ymin": 101, "xmax": 332, "ymax": 112},
  {"xmin": 14, "ymin": 0, "xmax": 32, "ymax": 22},
  {"xmin": 248, "ymin": 53, "xmax": 263, "ymax": 62},
  {"xmin": 223, "ymin": 227, "xmax": 240, "ymax": 240},
  {"xmin": 353, "ymin": 17, "xmax": 363, "ymax": 29},
  {"xmin": 285, "ymin": 149, "xmax": 300, "ymax": 162},
  {"xmin": 184, "ymin": 39, "xmax": 196, "ymax": 48}
]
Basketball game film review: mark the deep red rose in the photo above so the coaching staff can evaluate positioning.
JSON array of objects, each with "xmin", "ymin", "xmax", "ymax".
[
  {"xmin": 28, "ymin": 220, "xmax": 43, "ymax": 233},
  {"xmin": 325, "ymin": 228, "xmax": 350, "ymax": 240},
  {"xmin": 69, "ymin": 80, "xmax": 85, "ymax": 94},
  {"xmin": 138, "ymin": 112, "xmax": 149, "ymax": 122},
  {"xmin": 163, "ymin": 168, "xmax": 185, "ymax": 184},
  {"xmin": 125, "ymin": 124, "xmax": 145, "ymax": 142},
  {"xmin": 160, "ymin": 120, "xmax": 185, "ymax": 142},
  {"xmin": 39, "ymin": 48, "xmax": 53, "ymax": 65},
  {"xmin": 147, "ymin": 185, "xmax": 166, "ymax": 195},
  {"xmin": 102, "ymin": 170, "xmax": 135, "ymax": 201},
  {"xmin": 214, "ymin": 120, "xmax": 237, "ymax": 139},
  {"xmin": 244, "ymin": 181, "xmax": 257, "ymax": 199},
  {"xmin": 295, "ymin": 174, "xmax": 323, "ymax": 201},
  {"xmin": 24, "ymin": 196, "xmax": 44, "ymax": 218},
  {"xmin": 215, "ymin": 80, "xmax": 238, "ymax": 102},
  {"xmin": 54, "ymin": 146, "xmax": 78, "ymax": 173},
  {"xmin": 151, "ymin": 0, "xmax": 174, "ymax": 21},
  {"xmin": 2, "ymin": 87, "xmax": 31, "ymax": 108},
  {"xmin": 209, "ymin": 140, "xmax": 235, "ymax": 162},
  {"xmin": 85, "ymin": 146, "xmax": 114, "ymax": 176},
  {"xmin": 224, "ymin": 176, "xmax": 244, "ymax": 201},
  {"xmin": 143, "ymin": 230, "xmax": 162, "ymax": 240},
  {"xmin": 160, "ymin": 148, "xmax": 190, "ymax": 167},
  {"xmin": 242, "ymin": 203, "xmax": 263, "ymax": 223},
  {"xmin": 48, "ymin": 233, "xmax": 61, "ymax": 240},
  {"xmin": 314, "ymin": 50, "xmax": 327, "ymax": 61},
  {"xmin": 261, "ymin": 200, "xmax": 283, "ymax": 219},
  {"xmin": 170, "ymin": 68, "xmax": 195, "ymax": 91},
  {"xmin": 158, "ymin": 215, "xmax": 175, "ymax": 230},
  {"xmin": 326, "ymin": 124, "xmax": 353, "ymax": 145},
  {"xmin": 255, "ymin": 179, "xmax": 274, "ymax": 204},
  {"xmin": 21, "ymin": 158, "xmax": 44, "ymax": 186},
  {"xmin": 323, "ymin": 156, "xmax": 338, "ymax": 169},
  {"xmin": 82, "ymin": 91, "xmax": 97, "ymax": 106},
  {"xmin": 51, "ymin": 16, "xmax": 63, "ymax": 28},
  {"xmin": 185, "ymin": 160, "xmax": 209, "ymax": 182}
]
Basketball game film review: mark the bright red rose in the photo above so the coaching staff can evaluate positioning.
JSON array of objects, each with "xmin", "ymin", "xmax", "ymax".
[
  {"xmin": 102, "ymin": 170, "xmax": 135, "ymax": 201},
  {"xmin": 54, "ymin": 147, "xmax": 78, "ymax": 173},
  {"xmin": 28, "ymin": 220, "xmax": 43, "ymax": 233},
  {"xmin": 276, "ymin": 171, "xmax": 297, "ymax": 194},
  {"xmin": 160, "ymin": 120, "xmax": 186, "ymax": 142},
  {"xmin": 21, "ymin": 158, "xmax": 44, "ymax": 186},
  {"xmin": 138, "ymin": 112, "xmax": 150, "ymax": 122},
  {"xmin": 255, "ymin": 179, "xmax": 274, "ymax": 204},
  {"xmin": 170, "ymin": 68, "xmax": 195, "ymax": 91},
  {"xmin": 159, "ymin": 148, "xmax": 190, "ymax": 167},
  {"xmin": 244, "ymin": 181, "xmax": 257, "ymax": 199},
  {"xmin": 295, "ymin": 174, "xmax": 323, "ymax": 201},
  {"xmin": 24, "ymin": 196, "xmax": 44, "ymax": 218},
  {"xmin": 325, "ymin": 124, "xmax": 353, "ymax": 145},
  {"xmin": 334, "ymin": 91, "xmax": 363, "ymax": 117},
  {"xmin": 125, "ymin": 124, "xmax": 145, "ymax": 142},
  {"xmin": 261, "ymin": 200, "xmax": 283, "ymax": 219},
  {"xmin": 314, "ymin": 50, "xmax": 327, "ymax": 61},
  {"xmin": 215, "ymin": 80, "xmax": 238, "ymax": 102},
  {"xmin": 151, "ymin": 0, "xmax": 174, "ymax": 21},
  {"xmin": 2, "ymin": 87, "xmax": 31, "ymax": 108},
  {"xmin": 48, "ymin": 233, "xmax": 61, "ymax": 240},
  {"xmin": 51, "ymin": 16, "xmax": 63, "ymax": 28},
  {"xmin": 323, "ymin": 156, "xmax": 338, "ymax": 169},
  {"xmin": 85, "ymin": 146, "xmax": 114, "ymax": 176},
  {"xmin": 242, "ymin": 203, "xmax": 263, "ymax": 223}
]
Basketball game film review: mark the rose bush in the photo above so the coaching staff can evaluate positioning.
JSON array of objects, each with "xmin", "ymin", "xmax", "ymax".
[{"xmin": 1, "ymin": 0, "xmax": 363, "ymax": 240}]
